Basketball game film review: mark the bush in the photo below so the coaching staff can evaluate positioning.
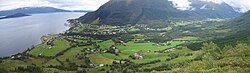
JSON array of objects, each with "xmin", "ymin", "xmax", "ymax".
[
  {"xmin": 139, "ymin": 60, "xmax": 161, "ymax": 65},
  {"xmin": 202, "ymin": 42, "xmax": 222, "ymax": 60},
  {"xmin": 16, "ymin": 65, "xmax": 43, "ymax": 73},
  {"xmin": 0, "ymin": 67, "xmax": 8, "ymax": 73},
  {"xmin": 169, "ymin": 53, "xmax": 179, "ymax": 59},
  {"xmin": 194, "ymin": 54, "xmax": 203, "ymax": 61},
  {"xmin": 77, "ymin": 68, "xmax": 86, "ymax": 73},
  {"xmin": 144, "ymin": 64, "xmax": 171, "ymax": 71}
]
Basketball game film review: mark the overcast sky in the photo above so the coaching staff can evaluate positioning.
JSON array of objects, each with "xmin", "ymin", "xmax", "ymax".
[
  {"xmin": 0, "ymin": 0, "xmax": 250, "ymax": 12},
  {"xmin": 0, "ymin": 0, "xmax": 109, "ymax": 11},
  {"xmin": 169, "ymin": 0, "xmax": 250, "ymax": 12}
]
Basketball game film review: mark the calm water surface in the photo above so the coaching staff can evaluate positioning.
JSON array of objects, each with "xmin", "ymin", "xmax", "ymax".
[{"xmin": 0, "ymin": 12, "xmax": 85, "ymax": 57}]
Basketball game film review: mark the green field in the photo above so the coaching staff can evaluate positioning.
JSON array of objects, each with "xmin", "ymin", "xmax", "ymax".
[
  {"xmin": 90, "ymin": 41, "xmax": 184, "ymax": 64},
  {"xmin": 1, "ymin": 17, "xmax": 249, "ymax": 73},
  {"xmin": 28, "ymin": 39, "xmax": 70, "ymax": 57},
  {"xmin": 97, "ymin": 40, "xmax": 115, "ymax": 49},
  {"xmin": 173, "ymin": 36, "xmax": 199, "ymax": 41}
]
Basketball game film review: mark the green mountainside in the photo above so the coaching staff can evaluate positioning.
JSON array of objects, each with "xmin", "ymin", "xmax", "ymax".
[
  {"xmin": 213, "ymin": 11, "xmax": 250, "ymax": 46},
  {"xmin": 78, "ymin": 0, "xmax": 240, "ymax": 25}
]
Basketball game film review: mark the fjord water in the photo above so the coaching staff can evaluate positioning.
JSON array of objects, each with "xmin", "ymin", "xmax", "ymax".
[{"xmin": 0, "ymin": 12, "xmax": 85, "ymax": 57}]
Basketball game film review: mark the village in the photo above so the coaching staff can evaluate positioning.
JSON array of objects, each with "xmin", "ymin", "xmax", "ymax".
[{"xmin": 0, "ymin": 19, "xmax": 233, "ymax": 72}]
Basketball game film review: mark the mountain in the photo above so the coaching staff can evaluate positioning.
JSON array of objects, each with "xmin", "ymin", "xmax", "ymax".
[
  {"xmin": 78, "ymin": 0, "xmax": 240, "ymax": 25},
  {"xmin": 0, "ymin": 7, "xmax": 70, "ymax": 16},
  {"xmin": 228, "ymin": 11, "xmax": 250, "ymax": 32},
  {"xmin": 0, "ymin": 13, "xmax": 30, "ymax": 19},
  {"xmin": 189, "ymin": 0, "xmax": 240, "ymax": 18},
  {"xmin": 212, "ymin": 10, "xmax": 250, "ymax": 46}
]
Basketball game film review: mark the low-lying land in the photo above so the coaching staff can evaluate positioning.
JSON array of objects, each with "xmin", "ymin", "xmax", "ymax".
[{"xmin": 0, "ymin": 19, "xmax": 249, "ymax": 73}]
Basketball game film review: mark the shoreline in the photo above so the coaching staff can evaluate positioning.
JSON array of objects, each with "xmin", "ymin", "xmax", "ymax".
[{"xmin": 0, "ymin": 19, "xmax": 76, "ymax": 58}]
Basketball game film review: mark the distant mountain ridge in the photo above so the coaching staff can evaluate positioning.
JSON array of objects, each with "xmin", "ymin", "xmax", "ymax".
[
  {"xmin": 0, "ymin": 13, "xmax": 30, "ymax": 19},
  {"xmin": 78, "ymin": 0, "xmax": 241, "ymax": 25},
  {"xmin": 0, "ymin": 7, "xmax": 89, "ymax": 16},
  {"xmin": 189, "ymin": 0, "xmax": 240, "ymax": 18}
]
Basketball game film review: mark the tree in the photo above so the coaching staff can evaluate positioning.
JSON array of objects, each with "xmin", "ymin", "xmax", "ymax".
[
  {"xmin": 16, "ymin": 65, "xmax": 43, "ymax": 73},
  {"xmin": 224, "ymin": 43, "xmax": 248, "ymax": 57},
  {"xmin": 0, "ymin": 67, "xmax": 8, "ymax": 73},
  {"xmin": 91, "ymin": 18, "xmax": 101, "ymax": 25},
  {"xmin": 222, "ymin": 45, "xmax": 233, "ymax": 54},
  {"xmin": 201, "ymin": 42, "xmax": 222, "ymax": 60},
  {"xmin": 77, "ymin": 69, "xmax": 87, "ymax": 73},
  {"xmin": 169, "ymin": 53, "xmax": 179, "ymax": 59}
]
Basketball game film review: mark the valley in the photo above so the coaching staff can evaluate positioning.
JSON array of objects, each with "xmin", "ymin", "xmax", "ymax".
[
  {"xmin": 1, "ymin": 18, "xmax": 249, "ymax": 72},
  {"xmin": 0, "ymin": 0, "xmax": 250, "ymax": 73}
]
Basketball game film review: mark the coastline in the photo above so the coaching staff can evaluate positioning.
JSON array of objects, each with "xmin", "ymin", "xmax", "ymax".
[
  {"xmin": 0, "ymin": 12, "xmax": 85, "ymax": 58},
  {"xmin": 0, "ymin": 19, "xmax": 76, "ymax": 58}
]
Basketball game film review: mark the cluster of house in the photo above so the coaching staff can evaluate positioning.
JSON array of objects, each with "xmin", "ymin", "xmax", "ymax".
[
  {"xmin": 164, "ymin": 48, "xmax": 176, "ymax": 53},
  {"xmin": 40, "ymin": 35, "xmax": 60, "ymax": 45},
  {"xmin": 133, "ymin": 52, "xmax": 145, "ymax": 59},
  {"xmin": 80, "ymin": 30, "xmax": 119, "ymax": 35},
  {"xmin": 115, "ymin": 39, "xmax": 125, "ymax": 45},
  {"xmin": 153, "ymin": 42, "xmax": 172, "ymax": 46},
  {"xmin": 106, "ymin": 45, "xmax": 120, "ymax": 55},
  {"xmin": 89, "ymin": 63, "xmax": 105, "ymax": 68},
  {"xmin": 10, "ymin": 53, "xmax": 27, "ymax": 60},
  {"xmin": 78, "ymin": 26, "xmax": 127, "ymax": 35},
  {"xmin": 106, "ymin": 45, "xmax": 145, "ymax": 60}
]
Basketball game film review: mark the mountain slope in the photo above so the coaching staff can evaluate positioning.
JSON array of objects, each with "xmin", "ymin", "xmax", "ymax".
[
  {"xmin": 78, "ymin": 0, "xmax": 240, "ymax": 25},
  {"xmin": 0, "ymin": 7, "xmax": 70, "ymax": 16},
  {"xmin": 213, "ymin": 11, "xmax": 250, "ymax": 45},
  {"xmin": 228, "ymin": 11, "xmax": 250, "ymax": 32}
]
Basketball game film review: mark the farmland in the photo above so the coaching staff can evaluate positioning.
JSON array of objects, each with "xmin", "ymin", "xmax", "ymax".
[{"xmin": 0, "ymin": 19, "xmax": 249, "ymax": 73}]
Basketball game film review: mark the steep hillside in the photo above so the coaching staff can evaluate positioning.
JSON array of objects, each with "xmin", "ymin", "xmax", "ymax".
[
  {"xmin": 78, "ymin": 0, "xmax": 240, "ymax": 25},
  {"xmin": 213, "ymin": 11, "xmax": 250, "ymax": 45},
  {"xmin": 228, "ymin": 11, "xmax": 250, "ymax": 32}
]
